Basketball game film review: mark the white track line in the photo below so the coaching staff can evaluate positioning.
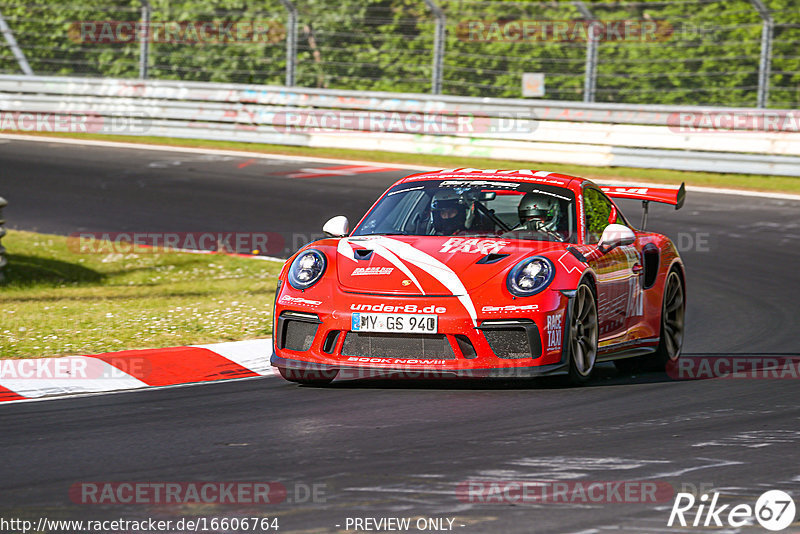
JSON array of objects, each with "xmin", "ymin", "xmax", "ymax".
[
  {"xmin": 0, "ymin": 133, "xmax": 432, "ymax": 170},
  {"xmin": 4, "ymin": 133, "xmax": 799, "ymax": 201},
  {"xmin": 0, "ymin": 374, "xmax": 276, "ymax": 406}
]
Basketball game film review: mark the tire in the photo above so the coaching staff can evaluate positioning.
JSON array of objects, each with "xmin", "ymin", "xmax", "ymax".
[
  {"xmin": 567, "ymin": 283, "xmax": 599, "ymax": 385},
  {"xmin": 278, "ymin": 366, "xmax": 338, "ymax": 386},
  {"xmin": 645, "ymin": 269, "xmax": 685, "ymax": 371}
]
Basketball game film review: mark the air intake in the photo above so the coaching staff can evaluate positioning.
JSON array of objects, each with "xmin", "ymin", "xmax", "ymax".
[
  {"xmin": 277, "ymin": 312, "xmax": 320, "ymax": 352},
  {"xmin": 479, "ymin": 320, "xmax": 542, "ymax": 360}
]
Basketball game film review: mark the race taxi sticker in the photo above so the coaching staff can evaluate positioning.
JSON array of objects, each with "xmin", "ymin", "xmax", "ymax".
[
  {"xmin": 440, "ymin": 238, "xmax": 510, "ymax": 254},
  {"xmin": 546, "ymin": 311, "xmax": 564, "ymax": 351}
]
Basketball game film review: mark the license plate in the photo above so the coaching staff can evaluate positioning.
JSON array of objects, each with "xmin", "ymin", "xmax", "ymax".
[{"xmin": 351, "ymin": 313, "xmax": 438, "ymax": 334}]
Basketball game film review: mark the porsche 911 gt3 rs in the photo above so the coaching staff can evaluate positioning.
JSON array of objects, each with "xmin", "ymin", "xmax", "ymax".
[{"xmin": 271, "ymin": 168, "xmax": 686, "ymax": 385}]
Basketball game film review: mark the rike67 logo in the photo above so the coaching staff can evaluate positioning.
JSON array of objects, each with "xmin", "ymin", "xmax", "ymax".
[{"xmin": 668, "ymin": 490, "xmax": 796, "ymax": 531}]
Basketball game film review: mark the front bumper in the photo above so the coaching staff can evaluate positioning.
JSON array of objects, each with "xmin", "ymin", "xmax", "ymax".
[
  {"xmin": 271, "ymin": 288, "xmax": 571, "ymax": 379},
  {"xmin": 271, "ymin": 353, "xmax": 569, "ymax": 379}
]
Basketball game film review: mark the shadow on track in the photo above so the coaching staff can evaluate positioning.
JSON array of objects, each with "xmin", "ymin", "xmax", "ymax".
[
  {"xmin": 291, "ymin": 363, "xmax": 672, "ymax": 391},
  {"xmin": 286, "ymin": 353, "xmax": 800, "ymax": 391}
]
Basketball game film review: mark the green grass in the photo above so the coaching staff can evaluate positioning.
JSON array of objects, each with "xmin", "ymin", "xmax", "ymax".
[
  {"xmin": 0, "ymin": 230, "xmax": 283, "ymax": 359},
  {"xmin": 14, "ymin": 131, "xmax": 800, "ymax": 194}
]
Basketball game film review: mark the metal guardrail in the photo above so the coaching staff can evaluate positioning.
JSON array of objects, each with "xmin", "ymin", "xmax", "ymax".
[
  {"xmin": 2, "ymin": 75, "xmax": 799, "ymax": 128},
  {"xmin": 1, "ymin": 75, "xmax": 799, "ymax": 176},
  {"xmin": 0, "ymin": 196, "xmax": 7, "ymax": 282}
]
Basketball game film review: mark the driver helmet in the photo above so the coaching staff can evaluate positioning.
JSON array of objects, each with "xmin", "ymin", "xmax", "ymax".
[
  {"xmin": 431, "ymin": 189, "xmax": 467, "ymax": 235},
  {"xmin": 518, "ymin": 193, "xmax": 559, "ymax": 229}
]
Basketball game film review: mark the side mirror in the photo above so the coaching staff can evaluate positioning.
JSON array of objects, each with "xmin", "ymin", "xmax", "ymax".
[
  {"xmin": 598, "ymin": 223, "xmax": 635, "ymax": 253},
  {"xmin": 323, "ymin": 215, "xmax": 349, "ymax": 238}
]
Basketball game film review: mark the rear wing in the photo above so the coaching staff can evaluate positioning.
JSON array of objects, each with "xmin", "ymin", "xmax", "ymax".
[
  {"xmin": 600, "ymin": 182, "xmax": 685, "ymax": 231},
  {"xmin": 600, "ymin": 182, "xmax": 686, "ymax": 210}
]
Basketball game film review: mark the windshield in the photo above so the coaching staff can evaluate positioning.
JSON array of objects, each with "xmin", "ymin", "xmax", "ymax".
[{"xmin": 353, "ymin": 179, "xmax": 577, "ymax": 243}]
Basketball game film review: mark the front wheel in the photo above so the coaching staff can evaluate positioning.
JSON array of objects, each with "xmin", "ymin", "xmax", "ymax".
[
  {"xmin": 278, "ymin": 366, "xmax": 338, "ymax": 386},
  {"xmin": 567, "ymin": 283, "xmax": 599, "ymax": 385}
]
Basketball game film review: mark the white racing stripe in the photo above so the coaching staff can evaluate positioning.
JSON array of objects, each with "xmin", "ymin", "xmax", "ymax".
[
  {"xmin": 341, "ymin": 238, "xmax": 426, "ymax": 294},
  {"xmin": 337, "ymin": 239, "xmax": 358, "ymax": 263},
  {"xmin": 348, "ymin": 237, "xmax": 478, "ymax": 325}
]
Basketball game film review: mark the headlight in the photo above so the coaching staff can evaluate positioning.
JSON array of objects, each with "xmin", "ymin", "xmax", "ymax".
[
  {"xmin": 507, "ymin": 257, "xmax": 554, "ymax": 297},
  {"xmin": 288, "ymin": 249, "xmax": 327, "ymax": 290}
]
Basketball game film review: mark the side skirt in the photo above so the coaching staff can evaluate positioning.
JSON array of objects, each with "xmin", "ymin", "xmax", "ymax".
[{"xmin": 597, "ymin": 340, "xmax": 659, "ymax": 363}]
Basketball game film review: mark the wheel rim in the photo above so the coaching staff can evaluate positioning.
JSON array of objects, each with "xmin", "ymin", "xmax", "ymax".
[
  {"xmin": 571, "ymin": 285, "xmax": 598, "ymax": 376},
  {"xmin": 662, "ymin": 272, "xmax": 685, "ymax": 361}
]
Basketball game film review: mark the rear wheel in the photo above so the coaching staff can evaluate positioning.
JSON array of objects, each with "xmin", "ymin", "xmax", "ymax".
[
  {"xmin": 614, "ymin": 269, "xmax": 685, "ymax": 374},
  {"xmin": 646, "ymin": 269, "xmax": 685, "ymax": 371},
  {"xmin": 278, "ymin": 366, "xmax": 338, "ymax": 386},
  {"xmin": 567, "ymin": 283, "xmax": 599, "ymax": 385}
]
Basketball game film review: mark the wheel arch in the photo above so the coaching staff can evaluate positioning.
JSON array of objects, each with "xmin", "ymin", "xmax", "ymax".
[
  {"xmin": 667, "ymin": 258, "xmax": 686, "ymax": 302},
  {"xmin": 578, "ymin": 269, "xmax": 598, "ymax": 298}
]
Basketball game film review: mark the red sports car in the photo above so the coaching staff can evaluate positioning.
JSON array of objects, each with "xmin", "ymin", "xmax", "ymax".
[{"xmin": 271, "ymin": 169, "xmax": 686, "ymax": 385}]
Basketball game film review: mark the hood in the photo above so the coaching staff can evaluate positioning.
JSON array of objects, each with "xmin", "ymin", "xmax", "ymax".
[{"xmin": 336, "ymin": 235, "xmax": 565, "ymax": 295}]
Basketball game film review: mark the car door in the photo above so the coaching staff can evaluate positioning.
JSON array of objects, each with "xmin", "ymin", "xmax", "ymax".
[{"xmin": 582, "ymin": 187, "xmax": 638, "ymax": 344}]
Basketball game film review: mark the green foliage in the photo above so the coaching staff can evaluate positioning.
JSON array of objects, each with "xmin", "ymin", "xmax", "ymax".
[
  {"xmin": 0, "ymin": 0, "xmax": 797, "ymax": 107},
  {"xmin": 0, "ymin": 230, "xmax": 281, "ymax": 358},
  {"xmin": 583, "ymin": 188, "xmax": 613, "ymax": 243}
]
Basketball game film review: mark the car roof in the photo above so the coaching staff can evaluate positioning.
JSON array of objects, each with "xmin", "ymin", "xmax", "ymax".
[{"xmin": 398, "ymin": 168, "xmax": 588, "ymax": 188}]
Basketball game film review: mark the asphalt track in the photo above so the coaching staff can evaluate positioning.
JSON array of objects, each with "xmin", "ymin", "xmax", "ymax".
[{"xmin": 1, "ymin": 138, "xmax": 799, "ymax": 533}]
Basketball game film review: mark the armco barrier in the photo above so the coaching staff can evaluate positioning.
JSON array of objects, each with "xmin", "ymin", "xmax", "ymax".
[{"xmin": 1, "ymin": 75, "xmax": 799, "ymax": 176}]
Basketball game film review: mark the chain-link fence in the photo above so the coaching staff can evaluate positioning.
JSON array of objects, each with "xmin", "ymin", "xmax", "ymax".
[{"xmin": 0, "ymin": 0, "xmax": 798, "ymax": 108}]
